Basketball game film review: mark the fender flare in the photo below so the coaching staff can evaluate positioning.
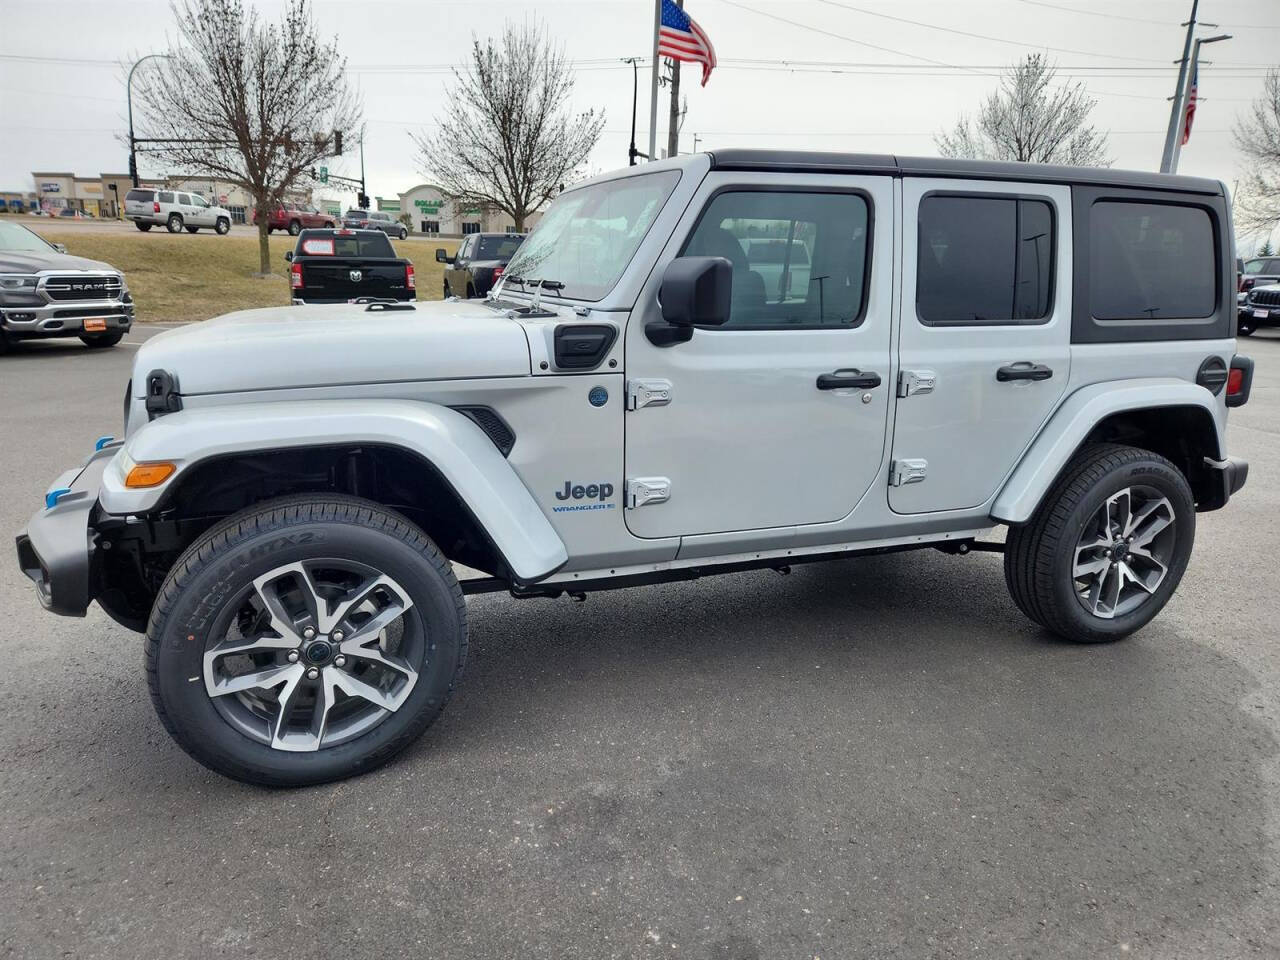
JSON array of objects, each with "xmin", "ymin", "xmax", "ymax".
[
  {"xmin": 100, "ymin": 399, "xmax": 568, "ymax": 582},
  {"xmin": 991, "ymin": 378, "xmax": 1223, "ymax": 524}
]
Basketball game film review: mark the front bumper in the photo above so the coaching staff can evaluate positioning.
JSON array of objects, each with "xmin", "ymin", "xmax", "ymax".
[
  {"xmin": 1, "ymin": 299, "xmax": 133, "ymax": 339},
  {"xmin": 1240, "ymin": 300, "xmax": 1280, "ymax": 324},
  {"xmin": 14, "ymin": 443, "xmax": 119, "ymax": 618}
]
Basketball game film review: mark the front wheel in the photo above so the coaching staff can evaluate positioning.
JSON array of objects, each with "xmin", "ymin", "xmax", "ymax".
[
  {"xmin": 80, "ymin": 332, "xmax": 124, "ymax": 348},
  {"xmin": 215, "ymin": 217, "xmax": 230, "ymax": 235},
  {"xmin": 146, "ymin": 494, "xmax": 467, "ymax": 787},
  {"xmin": 166, "ymin": 214, "xmax": 183, "ymax": 233},
  {"xmin": 1237, "ymin": 316, "xmax": 1256, "ymax": 337},
  {"xmin": 1004, "ymin": 443, "xmax": 1194, "ymax": 643},
  {"xmin": 399, "ymin": 228, "xmax": 407, "ymax": 240}
]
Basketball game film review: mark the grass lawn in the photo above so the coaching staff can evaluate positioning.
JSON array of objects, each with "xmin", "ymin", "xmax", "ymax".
[{"xmin": 34, "ymin": 229, "xmax": 460, "ymax": 324}]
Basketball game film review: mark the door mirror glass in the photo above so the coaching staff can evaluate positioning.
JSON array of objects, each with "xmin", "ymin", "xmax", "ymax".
[
  {"xmin": 436, "ymin": 248, "xmax": 452, "ymax": 264},
  {"xmin": 651, "ymin": 256, "xmax": 732, "ymax": 345}
]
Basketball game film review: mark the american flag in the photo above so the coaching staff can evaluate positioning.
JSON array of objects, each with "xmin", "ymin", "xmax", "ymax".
[
  {"xmin": 658, "ymin": 0, "xmax": 717, "ymax": 87},
  {"xmin": 1181, "ymin": 61, "xmax": 1198, "ymax": 145}
]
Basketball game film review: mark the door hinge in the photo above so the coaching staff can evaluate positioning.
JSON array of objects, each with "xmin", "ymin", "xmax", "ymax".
[
  {"xmin": 625, "ymin": 477, "xmax": 671, "ymax": 508},
  {"xmin": 889, "ymin": 459, "xmax": 928, "ymax": 487},
  {"xmin": 626, "ymin": 378, "xmax": 673, "ymax": 411},
  {"xmin": 897, "ymin": 369, "xmax": 937, "ymax": 398}
]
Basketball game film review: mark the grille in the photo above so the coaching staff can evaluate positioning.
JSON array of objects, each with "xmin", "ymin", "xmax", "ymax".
[
  {"xmin": 43, "ymin": 275, "xmax": 122, "ymax": 301},
  {"xmin": 1249, "ymin": 287, "xmax": 1280, "ymax": 308},
  {"xmin": 451, "ymin": 406, "xmax": 516, "ymax": 456}
]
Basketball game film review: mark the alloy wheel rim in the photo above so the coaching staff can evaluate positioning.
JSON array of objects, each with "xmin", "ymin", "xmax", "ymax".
[
  {"xmin": 202, "ymin": 559, "xmax": 422, "ymax": 752},
  {"xmin": 1072, "ymin": 485, "xmax": 1176, "ymax": 620}
]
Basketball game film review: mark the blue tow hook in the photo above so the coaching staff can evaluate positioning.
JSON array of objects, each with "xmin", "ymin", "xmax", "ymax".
[
  {"xmin": 45, "ymin": 488, "xmax": 73, "ymax": 509},
  {"xmin": 94, "ymin": 436, "xmax": 115, "ymax": 451}
]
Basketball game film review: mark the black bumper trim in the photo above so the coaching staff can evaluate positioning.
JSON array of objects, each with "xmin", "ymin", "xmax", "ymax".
[
  {"xmin": 14, "ymin": 449, "xmax": 115, "ymax": 618},
  {"xmin": 1199, "ymin": 455, "xmax": 1248, "ymax": 513}
]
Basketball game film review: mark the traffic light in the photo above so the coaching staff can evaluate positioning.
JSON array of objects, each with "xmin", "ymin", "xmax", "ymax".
[
  {"xmin": 334, "ymin": 130, "xmax": 343, "ymax": 155},
  {"xmin": 357, "ymin": 191, "xmax": 369, "ymax": 209}
]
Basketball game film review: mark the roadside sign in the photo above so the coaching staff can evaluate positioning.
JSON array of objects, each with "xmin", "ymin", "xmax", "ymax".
[{"xmin": 319, "ymin": 166, "xmax": 329, "ymax": 184}]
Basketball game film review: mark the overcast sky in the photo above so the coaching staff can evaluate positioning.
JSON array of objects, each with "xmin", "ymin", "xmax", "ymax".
[{"xmin": 2, "ymin": 0, "xmax": 1277, "ymax": 214}]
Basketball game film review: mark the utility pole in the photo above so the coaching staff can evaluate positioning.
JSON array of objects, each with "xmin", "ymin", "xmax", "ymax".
[
  {"xmin": 1160, "ymin": 0, "xmax": 1199, "ymax": 173},
  {"xmin": 126, "ymin": 53, "xmax": 172, "ymax": 187},
  {"xmin": 359, "ymin": 125, "xmax": 367, "ymax": 208},
  {"xmin": 666, "ymin": 1, "xmax": 683, "ymax": 159},
  {"xmin": 648, "ymin": 0, "xmax": 661, "ymax": 162},
  {"xmin": 1169, "ymin": 33, "xmax": 1231, "ymax": 174}
]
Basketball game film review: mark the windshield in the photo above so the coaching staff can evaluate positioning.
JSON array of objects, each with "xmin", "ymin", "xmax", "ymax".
[
  {"xmin": 502, "ymin": 170, "xmax": 680, "ymax": 301},
  {"xmin": 0, "ymin": 220, "xmax": 55, "ymax": 253}
]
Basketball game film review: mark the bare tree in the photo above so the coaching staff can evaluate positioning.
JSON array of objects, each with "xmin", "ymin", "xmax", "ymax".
[
  {"xmin": 1234, "ymin": 67, "xmax": 1280, "ymax": 234},
  {"xmin": 412, "ymin": 21, "xmax": 603, "ymax": 231},
  {"xmin": 936, "ymin": 54, "xmax": 1111, "ymax": 167},
  {"xmin": 134, "ymin": 0, "xmax": 360, "ymax": 273}
]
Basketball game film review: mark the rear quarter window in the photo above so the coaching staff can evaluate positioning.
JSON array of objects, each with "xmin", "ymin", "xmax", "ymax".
[
  {"xmin": 158, "ymin": 192, "xmax": 174, "ymax": 204},
  {"xmin": 125, "ymin": 189, "xmax": 153, "ymax": 203},
  {"xmin": 1071, "ymin": 186, "xmax": 1229, "ymax": 344}
]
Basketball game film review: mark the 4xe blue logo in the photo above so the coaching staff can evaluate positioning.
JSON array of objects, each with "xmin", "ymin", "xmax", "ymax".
[{"xmin": 552, "ymin": 481, "xmax": 615, "ymax": 512}]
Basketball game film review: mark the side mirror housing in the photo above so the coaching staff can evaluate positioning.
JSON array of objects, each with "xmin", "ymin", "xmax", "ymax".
[
  {"xmin": 435, "ymin": 248, "xmax": 452, "ymax": 264},
  {"xmin": 284, "ymin": 250, "xmax": 293, "ymax": 262},
  {"xmin": 52, "ymin": 242, "xmax": 68, "ymax": 254},
  {"xmin": 648, "ymin": 256, "xmax": 732, "ymax": 346}
]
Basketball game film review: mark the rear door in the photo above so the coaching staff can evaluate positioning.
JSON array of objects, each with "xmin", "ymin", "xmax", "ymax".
[{"xmin": 889, "ymin": 178, "xmax": 1072, "ymax": 514}]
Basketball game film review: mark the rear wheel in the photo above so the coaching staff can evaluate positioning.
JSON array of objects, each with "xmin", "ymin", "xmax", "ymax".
[
  {"xmin": 288, "ymin": 219, "xmax": 302, "ymax": 236},
  {"xmin": 399, "ymin": 227, "xmax": 407, "ymax": 240},
  {"xmin": 80, "ymin": 331, "xmax": 124, "ymax": 348},
  {"xmin": 166, "ymin": 214, "xmax": 183, "ymax": 233},
  {"xmin": 1004, "ymin": 443, "xmax": 1194, "ymax": 643},
  {"xmin": 443, "ymin": 281, "xmax": 452, "ymax": 299},
  {"xmin": 135, "ymin": 222, "xmax": 152, "ymax": 232},
  {"xmin": 466, "ymin": 283, "xmax": 476, "ymax": 299},
  {"xmin": 215, "ymin": 217, "xmax": 230, "ymax": 235},
  {"xmin": 324, "ymin": 221, "xmax": 334, "ymax": 228},
  {"xmin": 146, "ymin": 494, "xmax": 467, "ymax": 787}
]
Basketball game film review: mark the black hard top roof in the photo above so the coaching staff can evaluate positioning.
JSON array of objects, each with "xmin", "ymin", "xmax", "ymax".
[{"xmin": 707, "ymin": 149, "xmax": 1223, "ymax": 196}]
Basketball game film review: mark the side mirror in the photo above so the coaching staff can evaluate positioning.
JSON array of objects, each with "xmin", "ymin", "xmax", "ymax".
[
  {"xmin": 435, "ymin": 248, "xmax": 453, "ymax": 264},
  {"xmin": 52, "ymin": 242, "xmax": 67, "ymax": 254},
  {"xmin": 284, "ymin": 251, "xmax": 293, "ymax": 262},
  {"xmin": 648, "ymin": 256, "xmax": 732, "ymax": 346}
]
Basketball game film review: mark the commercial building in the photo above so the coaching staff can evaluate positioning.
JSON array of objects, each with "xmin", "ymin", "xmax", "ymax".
[{"xmin": 386, "ymin": 184, "xmax": 542, "ymax": 236}]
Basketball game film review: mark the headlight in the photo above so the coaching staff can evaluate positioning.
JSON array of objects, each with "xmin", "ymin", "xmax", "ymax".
[{"xmin": 0, "ymin": 275, "xmax": 37, "ymax": 289}]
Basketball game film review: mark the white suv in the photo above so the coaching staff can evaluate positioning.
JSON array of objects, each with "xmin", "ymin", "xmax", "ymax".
[{"xmin": 124, "ymin": 188, "xmax": 233, "ymax": 235}]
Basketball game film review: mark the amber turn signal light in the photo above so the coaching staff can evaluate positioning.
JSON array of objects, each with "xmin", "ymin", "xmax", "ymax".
[{"xmin": 125, "ymin": 461, "xmax": 176, "ymax": 488}]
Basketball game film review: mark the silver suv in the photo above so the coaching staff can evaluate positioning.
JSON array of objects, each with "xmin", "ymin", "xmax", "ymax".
[
  {"xmin": 16, "ymin": 152, "xmax": 1252, "ymax": 786},
  {"xmin": 124, "ymin": 187, "xmax": 233, "ymax": 235}
]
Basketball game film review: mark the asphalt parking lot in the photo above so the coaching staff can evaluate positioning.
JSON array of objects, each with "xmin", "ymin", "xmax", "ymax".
[{"xmin": 1, "ymin": 328, "xmax": 1278, "ymax": 959}]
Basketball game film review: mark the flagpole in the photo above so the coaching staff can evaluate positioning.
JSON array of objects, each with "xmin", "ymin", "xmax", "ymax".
[{"xmin": 649, "ymin": 0, "xmax": 661, "ymax": 162}]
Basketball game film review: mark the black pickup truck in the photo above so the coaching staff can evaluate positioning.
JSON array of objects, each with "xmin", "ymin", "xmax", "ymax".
[{"xmin": 286, "ymin": 229, "xmax": 415, "ymax": 304}]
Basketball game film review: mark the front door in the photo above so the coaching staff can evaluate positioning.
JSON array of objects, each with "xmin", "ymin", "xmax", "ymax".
[
  {"xmin": 889, "ymin": 178, "xmax": 1072, "ymax": 514},
  {"xmin": 448, "ymin": 236, "xmax": 473, "ymax": 295},
  {"xmin": 623, "ymin": 173, "xmax": 895, "ymax": 540}
]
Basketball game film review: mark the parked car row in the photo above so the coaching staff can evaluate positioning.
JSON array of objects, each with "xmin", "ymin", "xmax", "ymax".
[{"xmin": 1236, "ymin": 255, "xmax": 1280, "ymax": 336}]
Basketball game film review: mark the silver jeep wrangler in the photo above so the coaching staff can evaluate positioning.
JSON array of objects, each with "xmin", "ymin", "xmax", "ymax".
[{"xmin": 15, "ymin": 152, "xmax": 1253, "ymax": 786}]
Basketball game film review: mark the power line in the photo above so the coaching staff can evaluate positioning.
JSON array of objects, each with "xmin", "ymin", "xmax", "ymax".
[{"xmin": 1016, "ymin": 0, "xmax": 1280, "ymax": 31}]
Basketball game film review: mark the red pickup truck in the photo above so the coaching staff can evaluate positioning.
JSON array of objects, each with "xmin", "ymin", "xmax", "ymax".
[{"xmin": 253, "ymin": 202, "xmax": 335, "ymax": 236}]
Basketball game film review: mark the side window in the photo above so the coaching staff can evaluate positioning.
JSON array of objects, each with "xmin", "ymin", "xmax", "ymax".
[
  {"xmin": 680, "ymin": 190, "xmax": 871, "ymax": 328},
  {"xmin": 177, "ymin": 193, "xmax": 191, "ymax": 205},
  {"xmin": 458, "ymin": 236, "xmax": 473, "ymax": 260},
  {"xmin": 916, "ymin": 194, "xmax": 1055, "ymax": 325},
  {"xmin": 1089, "ymin": 201, "xmax": 1215, "ymax": 321},
  {"xmin": 158, "ymin": 191, "xmax": 174, "ymax": 204},
  {"xmin": 191, "ymin": 195, "xmax": 208, "ymax": 208}
]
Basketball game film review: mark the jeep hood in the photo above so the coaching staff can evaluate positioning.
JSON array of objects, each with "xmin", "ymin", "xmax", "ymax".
[{"xmin": 132, "ymin": 300, "xmax": 531, "ymax": 396}]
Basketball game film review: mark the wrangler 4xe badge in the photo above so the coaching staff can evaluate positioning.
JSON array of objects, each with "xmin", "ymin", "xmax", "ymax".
[{"xmin": 553, "ymin": 481, "xmax": 615, "ymax": 512}]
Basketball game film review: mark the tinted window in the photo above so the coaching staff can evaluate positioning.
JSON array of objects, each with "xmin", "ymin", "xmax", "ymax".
[
  {"xmin": 177, "ymin": 193, "xmax": 191, "ymax": 204},
  {"xmin": 191, "ymin": 195, "xmax": 208, "ymax": 207},
  {"xmin": 125, "ymin": 189, "xmax": 153, "ymax": 203},
  {"xmin": 477, "ymin": 236, "xmax": 523, "ymax": 260},
  {"xmin": 1089, "ymin": 201, "xmax": 1215, "ymax": 320},
  {"xmin": 296, "ymin": 232, "xmax": 394, "ymax": 258},
  {"xmin": 917, "ymin": 195, "xmax": 1054, "ymax": 325},
  {"xmin": 158, "ymin": 192, "xmax": 174, "ymax": 203},
  {"xmin": 681, "ymin": 190, "xmax": 870, "ymax": 327}
]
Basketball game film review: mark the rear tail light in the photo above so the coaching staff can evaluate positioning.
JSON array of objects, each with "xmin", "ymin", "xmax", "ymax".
[
  {"xmin": 153, "ymin": 201, "xmax": 160, "ymax": 213},
  {"xmin": 492, "ymin": 265, "xmax": 504, "ymax": 281},
  {"xmin": 1227, "ymin": 356, "xmax": 1254, "ymax": 408},
  {"xmin": 290, "ymin": 261, "xmax": 303, "ymax": 289},
  {"xmin": 406, "ymin": 264, "xmax": 415, "ymax": 290}
]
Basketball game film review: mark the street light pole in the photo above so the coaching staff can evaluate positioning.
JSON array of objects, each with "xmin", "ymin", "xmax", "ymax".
[
  {"xmin": 127, "ymin": 53, "xmax": 172, "ymax": 187},
  {"xmin": 1169, "ymin": 33, "xmax": 1231, "ymax": 174}
]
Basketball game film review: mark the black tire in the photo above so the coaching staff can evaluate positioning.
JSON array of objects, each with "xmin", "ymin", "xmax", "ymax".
[
  {"xmin": 1004, "ymin": 443, "xmax": 1195, "ymax": 644},
  {"xmin": 399, "ymin": 228, "xmax": 407, "ymax": 240},
  {"xmin": 185, "ymin": 225, "xmax": 199, "ymax": 233},
  {"xmin": 80, "ymin": 332, "xmax": 124, "ymax": 348},
  {"xmin": 166, "ymin": 213, "xmax": 183, "ymax": 233},
  {"xmin": 443, "ymin": 281, "xmax": 452, "ymax": 299},
  {"xmin": 215, "ymin": 218, "xmax": 230, "ymax": 235},
  {"xmin": 288, "ymin": 219, "xmax": 302, "ymax": 236},
  {"xmin": 1237, "ymin": 317, "xmax": 1256, "ymax": 337},
  {"xmin": 324, "ymin": 221, "xmax": 334, "ymax": 228},
  {"xmin": 146, "ymin": 494, "xmax": 467, "ymax": 787},
  {"xmin": 0, "ymin": 330, "xmax": 9, "ymax": 354},
  {"xmin": 135, "ymin": 222, "xmax": 152, "ymax": 232},
  {"xmin": 466, "ymin": 283, "xmax": 477, "ymax": 299}
]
